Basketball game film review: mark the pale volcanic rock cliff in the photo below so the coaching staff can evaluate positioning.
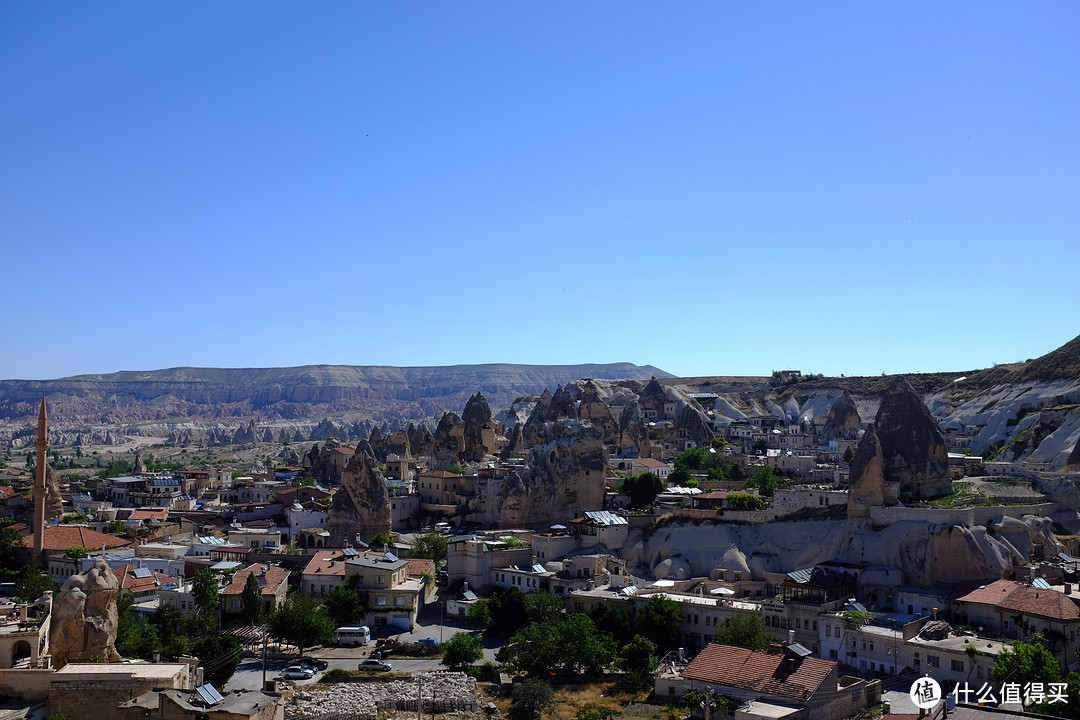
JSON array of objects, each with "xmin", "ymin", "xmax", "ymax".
[
  {"xmin": 847, "ymin": 425, "xmax": 887, "ymax": 518},
  {"xmin": 875, "ymin": 378, "xmax": 952, "ymax": 500},
  {"xmin": 326, "ymin": 442, "xmax": 392, "ymax": 544},
  {"xmin": 624, "ymin": 513, "xmax": 1057, "ymax": 590},
  {"xmin": 50, "ymin": 559, "xmax": 121, "ymax": 666},
  {"xmin": 493, "ymin": 420, "xmax": 607, "ymax": 527}
]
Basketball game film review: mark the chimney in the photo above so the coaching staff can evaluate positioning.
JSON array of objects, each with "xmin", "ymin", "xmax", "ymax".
[
  {"xmin": 463, "ymin": 582, "xmax": 469, "ymax": 594},
  {"xmin": 787, "ymin": 630, "xmax": 795, "ymax": 645}
]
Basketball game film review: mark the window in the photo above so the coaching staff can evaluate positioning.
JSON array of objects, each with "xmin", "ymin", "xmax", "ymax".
[
  {"xmin": 377, "ymin": 575, "xmax": 384, "ymax": 585},
  {"xmin": 376, "ymin": 596, "xmax": 387, "ymax": 606},
  {"xmin": 733, "ymin": 572, "xmax": 742, "ymax": 582},
  {"xmin": 813, "ymin": 621, "xmax": 817, "ymax": 630},
  {"xmin": 394, "ymin": 597, "xmax": 404, "ymax": 606},
  {"xmin": 951, "ymin": 660, "xmax": 964, "ymax": 672},
  {"xmin": 927, "ymin": 655, "xmax": 940, "ymax": 668},
  {"xmin": 869, "ymin": 642, "xmax": 873, "ymax": 652}
]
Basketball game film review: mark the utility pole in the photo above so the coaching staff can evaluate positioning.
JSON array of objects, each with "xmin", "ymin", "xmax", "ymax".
[{"xmin": 262, "ymin": 627, "xmax": 268, "ymax": 688}]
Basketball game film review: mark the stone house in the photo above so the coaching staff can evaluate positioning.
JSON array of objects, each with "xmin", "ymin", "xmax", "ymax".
[
  {"xmin": 673, "ymin": 642, "xmax": 879, "ymax": 720},
  {"xmin": 0, "ymin": 594, "xmax": 51, "ymax": 669},
  {"xmin": 344, "ymin": 553, "xmax": 430, "ymax": 630},
  {"xmin": 118, "ymin": 687, "xmax": 283, "ymax": 720},
  {"xmin": 220, "ymin": 563, "xmax": 290, "ymax": 620}
]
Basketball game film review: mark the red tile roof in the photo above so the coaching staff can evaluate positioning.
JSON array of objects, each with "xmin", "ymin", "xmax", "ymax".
[
  {"xmin": 112, "ymin": 564, "xmax": 176, "ymax": 594},
  {"xmin": 999, "ymin": 586, "xmax": 1080, "ymax": 621},
  {"xmin": 129, "ymin": 509, "xmax": 168, "ymax": 522},
  {"xmin": 953, "ymin": 579, "xmax": 1020, "ymax": 606},
  {"xmin": 301, "ymin": 549, "xmax": 354, "ymax": 577},
  {"xmin": 222, "ymin": 563, "xmax": 290, "ymax": 596},
  {"xmin": 635, "ymin": 458, "xmax": 670, "ymax": 468},
  {"xmin": 682, "ymin": 644, "xmax": 835, "ymax": 701},
  {"xmin": 332, "ymin": 448, "xmax": 355, "ymax": 455},
  {"xmin": 23, "ymin": 526, "xmax": 131, "ymax": 551},
  {"xmin": 407, "ymin": 558, "xmax": 435, "ymax": 577}
]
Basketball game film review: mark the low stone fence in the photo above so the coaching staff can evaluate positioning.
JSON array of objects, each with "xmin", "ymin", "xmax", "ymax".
[
  {"xmin": 0, "ymin": 668, "xmax": 51, "ymax": 700},
  {"xmin": 286, "ymin": 672, "xmax": 477, "ymax": 720}
]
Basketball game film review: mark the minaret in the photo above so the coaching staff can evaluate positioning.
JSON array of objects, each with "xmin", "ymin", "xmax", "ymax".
[{"xmin": 33, "ymin": 396, "xmax": 48, "ymax": 563}]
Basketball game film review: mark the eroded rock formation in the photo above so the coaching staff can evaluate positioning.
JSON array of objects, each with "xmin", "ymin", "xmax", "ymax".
[
  {"xmin": 326, "ymin": 442, "xmax": 391, "ymax": 544},
  {"xmin": 432, "ymin": 413, "xmax": 465, "ymax": 468},
  {"xmin": 492, "ymin": 420, "xmax": 606, "ymax": 526},
  {"xmin": 50, "ymin": 559, "xmax": 121, "ymax": 666},
  {"xmin": 462, "ymin": 392, "xmax": 501, "ymax": 462},
  {"xmin": 875, "ymin": 379, "xmax": 952, "ymax": 500},
  {"xmin": 45, "ymin": 464, "xmax": 64, "ymax": 523}
]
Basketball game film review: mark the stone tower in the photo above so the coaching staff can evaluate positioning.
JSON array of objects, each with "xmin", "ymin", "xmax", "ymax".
[{"xmin": 33, "ymin": 396, "xmax": 47, "ymax": 564}]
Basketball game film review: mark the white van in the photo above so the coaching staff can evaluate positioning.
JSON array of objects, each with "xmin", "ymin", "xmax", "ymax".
[{"xmin": 335, "ymin": 626, "xmax": 371, "ymax": 646}]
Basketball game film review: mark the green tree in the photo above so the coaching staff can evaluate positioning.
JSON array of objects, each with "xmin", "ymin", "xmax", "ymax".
[
  {"xmin": 508, "ymin": 678, "xmax": 554, "ymax": 720},
  {"xmin": 150, "ymin": 603, "xmax": 189, "ymax": 659},
  {"xmin": 724, "ymin": 493, "xmax": 766, "ymax": 511},
  {"xmin": 241, "ymin": 572, "xmax": 264, "ymax": 625},
  {"xmin": 0, "ymin": 525, "xmax": 26, "ymax": 571},
  {"xmin": 368, "ymin": 533, "xmax": 392, "ymax": 549},
  {"xmin": 61, "ymin": 514, "xmax": 89, "ymax": 524},
  {"xmin": 467, "ymin": 598, "xmax": 494, "ymax": 628},
  {"xmin": 590, "ymin": 604, "xmax": 632, "ymax": 639},
  {"xmin": 498, "ymin": 614, "xmax": 615, "ymax": 676},
  {"xmin": 441, "ymin": 632, "xmax": 484, "ymax": 671},
  {"xmin": 635, "ymin": 594, "xmax": 682, "ymax": 651},
  {"xmin": 621, "ymin": 472, "xmax": 664, "ymax": 508},
  {"xmin": 322, "ymin": 586, "xmax": 367, "ymax": 626},
  {"xmin": 411, "ymin": 532, "xmax": 449, "ymax": 565},
  {"xmin": 191, "ymin": 568, "xmax": 220, "ymax": 630},
  {"xmin": 63, "ymin": 546, "xmax": 93, "ymax": 560},
  {"xmin": 712, "ymin": 611, "xmax": 773, "ymax": 651},
  {"xmin": 190, "ymin": 634, "xmax": 244, "ymax": 687},
  {"xmin": 744, "ymin": 465, "xmax": 779, "ymax": 496},
  {"xmin": 268, "ymin": 595, "xmax": 335, "ymax": 655},
  {"xmin": 116, "ymin": 591, "xmax": 158, "ymax": 659},
  {"xmin": 16, "ymin": 565, "xmax": 59, "ymax": 603},
  {"xmin": 488, "ymin": 587, "xmax": 528, "ymax": 634},
  {"xmin": 576, "ymin": 705, "xmax": 618, "ymax": 720},
  {"xmin": 842, "ymin": 446, "xmax": 855, "ymax": 464},
  {"xmin": 991, "ymin": 634, "xmax": 1080, "ymax": 716},
  {"xmin": 620, "ymin": 634, "xmax": 658, "ymax": 689},
  {"xmin": 523, "ymin": 591, "xmax": 564, "ymax": 625},
  {"xmin": 106, "ymin": 519, "xmax": 129, "ymax": 535}
]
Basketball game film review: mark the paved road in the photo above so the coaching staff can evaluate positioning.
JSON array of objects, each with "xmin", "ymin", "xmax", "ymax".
[{"xmin": 224, "ymin": 595, "xmax": 500, "ymax": 692}]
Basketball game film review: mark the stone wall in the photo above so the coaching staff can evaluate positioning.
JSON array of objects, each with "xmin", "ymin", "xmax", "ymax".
[
  {"xmin": 49, "ymin": 665, "xmax": 190, "ymax": 720},
  {"xmin": 868, "ymin": 503, "xmax": 1052, "ymax": 527},
  {"xmin": 0, "ymin": 668, "xmax": 51, "ymax": 700}
]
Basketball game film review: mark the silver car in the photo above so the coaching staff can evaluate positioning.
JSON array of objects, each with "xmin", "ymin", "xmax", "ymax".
[{"xmin": 281, "ymin": 665, "xmax": 316, "ymax": 680}]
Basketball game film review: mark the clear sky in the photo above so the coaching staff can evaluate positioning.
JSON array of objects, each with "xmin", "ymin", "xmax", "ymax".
[{"xmin": 2, "ymin": 2, "xmax": 1077, "ymax": 381}]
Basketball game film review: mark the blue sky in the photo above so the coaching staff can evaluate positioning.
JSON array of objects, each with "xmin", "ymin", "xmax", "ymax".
[{"xmin": 2, "ymin": 2, "xmax": 1077, "ymax": 380}]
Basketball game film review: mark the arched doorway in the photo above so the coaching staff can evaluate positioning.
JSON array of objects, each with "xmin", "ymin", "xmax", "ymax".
[{"xmin": 11, "ymin": 640, "xmax": 31, "ymax": 666}]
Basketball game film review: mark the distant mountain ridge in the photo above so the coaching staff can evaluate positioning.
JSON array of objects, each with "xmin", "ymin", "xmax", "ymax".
[{"xmin": 0, "ymin": 362, "xmax": 673, "ymax": 430}]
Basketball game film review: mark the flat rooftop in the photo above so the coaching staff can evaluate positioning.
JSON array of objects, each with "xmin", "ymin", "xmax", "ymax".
[{"xmin": 54, "ymin": 662, "xmax": 187, "ymax": 679}]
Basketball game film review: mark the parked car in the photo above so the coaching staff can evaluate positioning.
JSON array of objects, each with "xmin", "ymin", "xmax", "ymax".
[
  {"xmin": 291, "ymin": 657, "xmax": 328, "ymax": 671},
  {"xmin": 281, "ymin": 666, "xmax": 315, "ymax": 680},
  {"xmin": 359, "ymin": 658, "xmax": 393, "ymax": 672},
  {"xmin": 417, "ymin": 637, "xmax": 439, "ymax": 646}
]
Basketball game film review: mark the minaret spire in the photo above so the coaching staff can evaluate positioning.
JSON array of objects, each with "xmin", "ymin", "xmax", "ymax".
[{"xmin": 33, "ymin": 395, "xmax": 48, "ymax": 563}]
